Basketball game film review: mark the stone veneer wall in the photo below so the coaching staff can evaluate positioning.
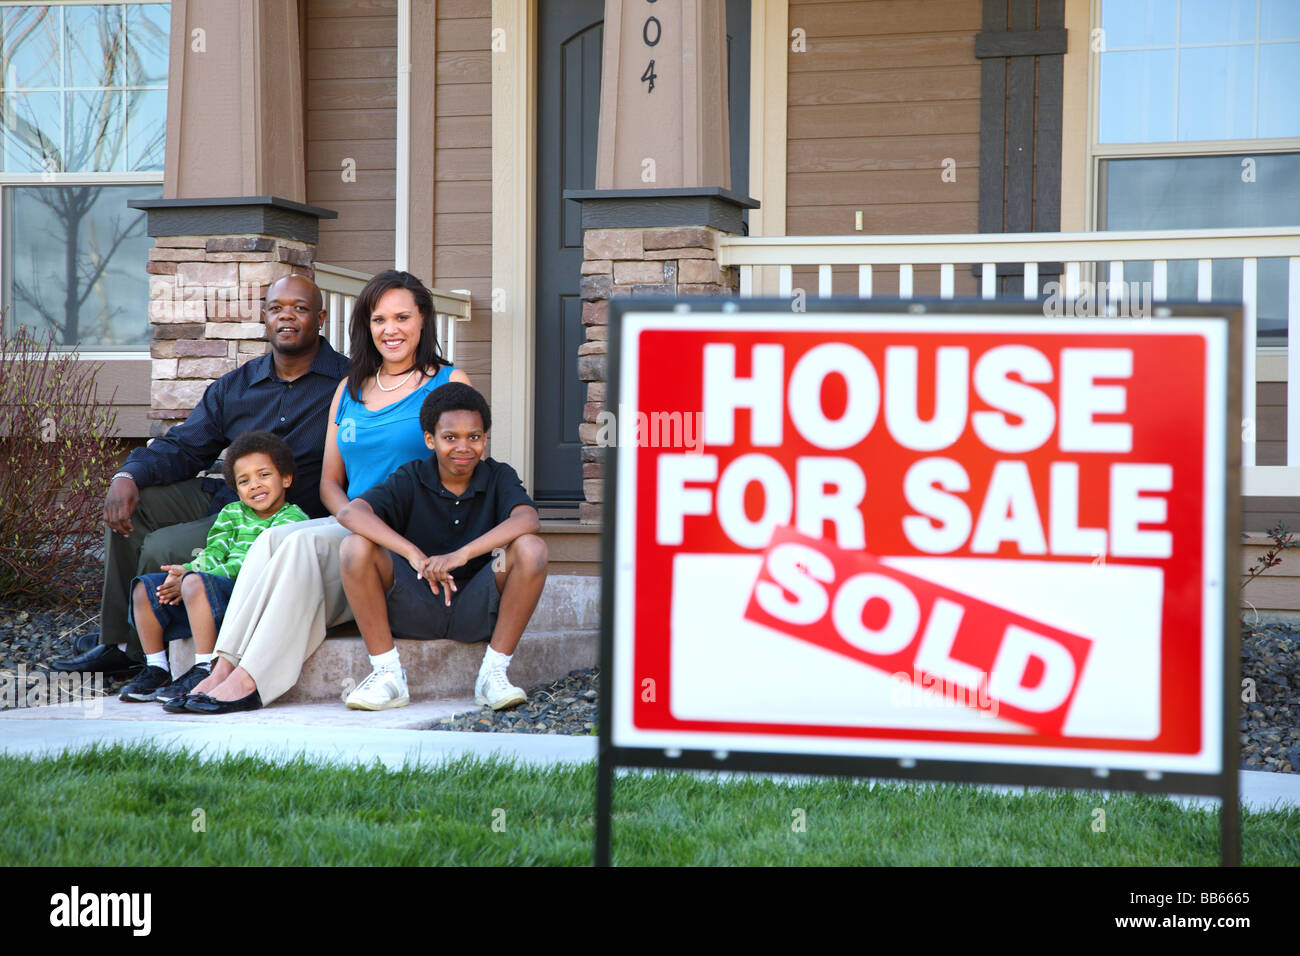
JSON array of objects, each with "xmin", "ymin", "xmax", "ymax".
[
  {"xmin": 145, "ymin": 236, "xmax": 315, "ymax": 437},
  {"xmin": 575, "ymin": 226, "xmax": 739, "ymax": 523}
]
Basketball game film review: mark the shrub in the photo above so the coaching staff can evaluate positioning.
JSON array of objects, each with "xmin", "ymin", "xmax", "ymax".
[{"xmin": 0, "ymin": 326, "xmax": 121, "ymax": 604}]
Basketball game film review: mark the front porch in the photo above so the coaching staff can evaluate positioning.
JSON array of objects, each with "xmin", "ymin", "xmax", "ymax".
[{"xmin": 719, "ymin": 226, "xmax": 1300, "ymax": 511}]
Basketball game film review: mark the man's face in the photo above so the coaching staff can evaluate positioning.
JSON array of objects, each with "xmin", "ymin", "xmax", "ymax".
[
  {"xmin": 424, "ymin": 409, "xmax": 487, "ymax": 484},
  {"xmin": 263, "ymin": 276, "xmax": 325, "ymax": 356}
]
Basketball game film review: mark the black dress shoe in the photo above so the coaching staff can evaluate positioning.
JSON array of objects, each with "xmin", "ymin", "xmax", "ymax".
[
  {"xmin": 183, "ymin": 690, "xmax": 262, "ymax": 714},
  {"xmin": 48, "ymin": 643, "xmax": 139, "ymax": 676},
  {"xmin": 72, "ymin": 632, "xmax": 100, "ymax": 655},
  {"xmin": 162, "ymin": 694, "xmax": 193, "ymax": 714}
]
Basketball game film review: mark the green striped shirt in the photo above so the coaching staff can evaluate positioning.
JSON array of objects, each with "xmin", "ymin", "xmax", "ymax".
[{"xmin": 183, "ymin": 501, "xmax": 309, "ymax": 579}]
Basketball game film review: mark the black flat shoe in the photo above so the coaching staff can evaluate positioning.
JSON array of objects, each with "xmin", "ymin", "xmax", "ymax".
[
  {"xmin": 48, "ymin": 643, "xmax": 138, "ymax": 677},
  {"xmin": 162, "ymin": 694, "xmax": 193, "ymax": 714},
  {"xmin": 183, "ymin": 690, "xmax": 262, "ymax": 714},
  {"xmin": 72, "ymin": 631, "xmax": 100, "ymax": 655}
]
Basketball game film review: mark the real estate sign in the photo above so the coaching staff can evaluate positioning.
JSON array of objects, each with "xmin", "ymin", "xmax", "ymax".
[{"xmin": 602, "ymin": 302, "xmax": 1237, "ymax": 787}]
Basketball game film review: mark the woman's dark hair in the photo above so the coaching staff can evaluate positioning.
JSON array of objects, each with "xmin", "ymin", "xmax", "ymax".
[
  {"xmin": 346, "ymin": 270, "xmax": 448, "ymax": 400},
  {"xmin": 420, "ymin": 383, "xmax": 492, "ymax": 436},
  {"xmin": 223, "ymin": 430, "xmax": 296, "ymax": 490}
]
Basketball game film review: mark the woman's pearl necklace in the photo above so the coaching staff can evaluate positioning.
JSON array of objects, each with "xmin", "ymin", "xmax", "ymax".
[{"xmin": 375, "ymin": 366, "xmax": 418, "ymax": 392}]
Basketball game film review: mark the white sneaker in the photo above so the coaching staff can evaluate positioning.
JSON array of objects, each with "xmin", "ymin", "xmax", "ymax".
[
  {"xmin": 475, "ymin": 663, "xmax": 526, "ymax": 711},
  {"xmin": 346, "ymin": 667, "xmax": 409, "ymax": 711}
]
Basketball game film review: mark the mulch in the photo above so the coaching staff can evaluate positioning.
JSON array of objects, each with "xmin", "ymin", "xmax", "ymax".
[{"xmin": 2, "ymin": 574, "xmax": 1296, "ymax": 772}]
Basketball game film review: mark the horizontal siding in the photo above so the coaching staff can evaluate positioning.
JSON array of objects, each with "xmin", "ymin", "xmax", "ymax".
[
  {"xmin": 1257, "ymin": 381, "xmax": 1285, "ymax": 467},
  {"xmin": 434, "ymin": 7, "xmax": 491, "ymax": 401},
  {"xmin": 787, "ymin": 0, "xmax": 981, "ymax": 239},
  {"xmin": 304, "ymin": 0, "xmax": 396, "ymax": 276},
  {"xmin": 96, "ymin": 359, "xmax": 151, "ymax": 438}
]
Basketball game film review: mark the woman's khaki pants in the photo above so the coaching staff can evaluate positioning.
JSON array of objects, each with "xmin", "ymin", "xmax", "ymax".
[{"xmin": 214, "ymin": 517, "xmax": 354, "ymax": 704}]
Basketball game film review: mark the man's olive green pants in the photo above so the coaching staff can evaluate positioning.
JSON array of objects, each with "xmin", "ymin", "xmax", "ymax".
[{"xmin": 99, "ymin": 479, "xmax": 217, "ymax": 656}]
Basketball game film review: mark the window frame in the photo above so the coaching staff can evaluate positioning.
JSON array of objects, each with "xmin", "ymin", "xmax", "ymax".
[
  {"xmin": 1086, "ymin": 0, "xmax": 1300, "ymax": 358},
  {"xmin": 0, "ymin": 0, "xmax": 169, "ymax": 357}
]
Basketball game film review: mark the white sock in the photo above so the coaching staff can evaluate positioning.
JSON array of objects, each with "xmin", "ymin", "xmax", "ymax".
[
  {"xmin": 145, "ymin": 651, "xmax": 168, "ymax": 671},
  {"xmin": 480, "ymin": 646, "xmax": 512, "ymax": 673},
  {"xmin": 194, "ymin": 654, "xmax": 214, "ymax": 668},
  {"xmin": 370, "ymin": 648, "xmax": 401, "ymax": 673}
]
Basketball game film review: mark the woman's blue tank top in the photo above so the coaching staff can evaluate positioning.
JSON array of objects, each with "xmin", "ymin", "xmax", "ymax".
[{"xmin": 334, "ymin": 365, "xmax": 455, "ymax": 498}]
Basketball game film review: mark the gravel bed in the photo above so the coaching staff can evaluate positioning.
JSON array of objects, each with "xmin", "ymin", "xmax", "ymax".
[
  {"xmin": 1239, "ymin": 622, "xmax": 1300, "ymax": 773},
  {"xmin": 434, "ymin": 667, "xmax": 599, "ymax": 736},
  {"xmin": 3, "ymin": 574, "xmax": 1296, "ymax": 773}
]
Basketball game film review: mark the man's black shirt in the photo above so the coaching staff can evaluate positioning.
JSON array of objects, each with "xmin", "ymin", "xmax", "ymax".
[
  {"xmin": 120, "ymin": 337, "xmax": 350, "ymax": 518},
  {"xmin": 359, "ymin": 455, "xmax": 535, "ymax": 585}
]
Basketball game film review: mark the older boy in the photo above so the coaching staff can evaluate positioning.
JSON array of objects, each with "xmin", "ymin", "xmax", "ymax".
[
  {"xmin": 119, "ymin": 431, "xmax": 308, "ymax": 703},
  {"xmin": 337, "ymin": 383, "xmax": 548, "ymax": 711}
]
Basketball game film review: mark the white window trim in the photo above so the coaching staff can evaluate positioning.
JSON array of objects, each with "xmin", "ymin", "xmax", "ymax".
[
  {"xmin": 1088, "ymin": 1, "xmax": 1300, "ymax": 229},
  {"xmin": 0, "ymin": 0, "xmax": 167, "ymax": 354}
]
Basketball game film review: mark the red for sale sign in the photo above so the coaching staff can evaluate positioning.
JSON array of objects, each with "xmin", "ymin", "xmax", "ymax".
[{"xmin": 609, "ymin": 311, "xmax": 1229, "ymax": 773}]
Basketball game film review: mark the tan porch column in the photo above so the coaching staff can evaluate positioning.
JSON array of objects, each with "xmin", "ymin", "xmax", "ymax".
[
  {"xmin": 570, "ymin": 0, "xmax": 757, "ymax": 523},
  {"xmin": 138, "ymin": 0, "xmax": 331, "ymax": 436}
]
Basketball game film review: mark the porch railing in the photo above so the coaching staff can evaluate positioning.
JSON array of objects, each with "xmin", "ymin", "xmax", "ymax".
[
  {"xmin": 314, "ymin": 262, "xmax": 472, "ymax": 365},
  {"xmin": 717, "ymin": 227, "xmax": 1300, "ymax": 497}
]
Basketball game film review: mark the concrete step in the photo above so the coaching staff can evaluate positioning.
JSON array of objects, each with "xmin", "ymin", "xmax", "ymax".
[
  {"xmin": 0, "ymin": 693, "xmax": 479, "ymax": 730},
  {"xmin": 167, "ymin": 574, "xmax": 600, "ymax": 704}
]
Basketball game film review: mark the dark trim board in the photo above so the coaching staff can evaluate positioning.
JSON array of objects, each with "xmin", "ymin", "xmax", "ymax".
[
  {"xmin": 128, "ymin": 196, "xmax": 338, "ymax": 243},
  {"xmin": 976, "ymin": 0, "xmax": 1066, "ymax": 295},
  {"xmin": 565, "ymin": 187, "xmax": 759, "ymax": 233}
]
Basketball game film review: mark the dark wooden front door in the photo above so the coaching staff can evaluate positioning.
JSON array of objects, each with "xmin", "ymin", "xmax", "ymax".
[
  {"xmin": 533, "ymin": 0, "xmax": 750, "ymax": 503},
  {"xmin": 534, "ymin": 0, "xmax": 604, "ymax": 503}
]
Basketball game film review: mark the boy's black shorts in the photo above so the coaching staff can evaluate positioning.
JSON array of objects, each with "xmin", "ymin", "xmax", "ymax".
[{"xmin": 385, "ymin": 552, "xmax": 500, "ymax": 642}]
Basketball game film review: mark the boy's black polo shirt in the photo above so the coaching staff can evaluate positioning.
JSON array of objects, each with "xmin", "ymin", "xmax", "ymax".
[{"xmin": 359, "ymin": 454, "xmax": 535, "ymax": 585}]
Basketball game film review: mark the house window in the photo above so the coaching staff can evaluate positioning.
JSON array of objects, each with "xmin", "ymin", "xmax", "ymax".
[
  {"xmin": 0, "ymin": 2, "xmax": 168, "ymax": 349},
  {"xmin": 1095, "ymin": 0, "xmax": 1300, "ymax": 344}
]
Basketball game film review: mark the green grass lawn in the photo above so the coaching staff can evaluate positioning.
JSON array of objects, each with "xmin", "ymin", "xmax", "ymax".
[{"xmin": 0, "ymin": 745, "xmax": 1296, "ymax": 865}]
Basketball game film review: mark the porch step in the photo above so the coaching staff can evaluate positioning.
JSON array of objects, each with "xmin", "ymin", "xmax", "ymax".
[{"xmin": 167, "ymin": 575, "xmax": 600, "ymax": 704}]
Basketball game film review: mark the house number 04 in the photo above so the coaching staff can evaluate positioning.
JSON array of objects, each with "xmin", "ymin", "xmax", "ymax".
[{"xmin": 640, "ymin": 1, "xmax": 660, "ymax": 93}]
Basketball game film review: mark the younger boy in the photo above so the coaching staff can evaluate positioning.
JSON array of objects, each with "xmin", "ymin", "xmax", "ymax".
[
  {"xmin": 119, "ymin": 431, "xmax": 308, "ymax": 703},
  {"xmin": 337, "ymin": 383, "xmax": 548, "ymax": 711}
]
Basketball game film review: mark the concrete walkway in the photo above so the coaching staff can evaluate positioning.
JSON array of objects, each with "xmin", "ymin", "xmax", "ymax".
[{"xmin": 1, "ymin": 706, "xmax": 1298, "ymax": 812}]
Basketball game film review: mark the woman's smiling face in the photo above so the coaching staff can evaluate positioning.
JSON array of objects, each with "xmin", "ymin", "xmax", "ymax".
[{"xmin": 370, "ymin": 287, "xmax": 423, "ymax": 368}]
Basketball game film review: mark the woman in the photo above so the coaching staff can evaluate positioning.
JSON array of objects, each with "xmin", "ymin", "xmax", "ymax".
[{"xmin": 179, "ymin": 270, "xmax": 470, "ymax": 713}]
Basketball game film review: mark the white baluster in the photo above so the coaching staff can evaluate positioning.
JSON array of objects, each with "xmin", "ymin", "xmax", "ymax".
[
  {"xmin": 1108, "ymin": 260, "xmax": 1123, "ymax": 315},
  {"xmin": 858, "ymin": 265, "xmax": 873, "ymax": 299},
  {"xmin": 1242, "ymin": 258, "xmax": 1257, "ymax": 467},
  {"xmin": 1289, "ymin": 258, "xmax": 1300, "ymax": 466},
  {"xmin": 899, "ymin": 264, "xmax": 914, "ymax": 299},
  {"xmin": 1153, "ymin": 260, "xmax": 1168, "ymax": 301},
  {"xmin": 981, "ymin": 263, "xmax": 995, "ymax": 300},
  {"xmin": 1197, "ymin": 259, "xmax": 1212, "ymax": 302},
  {"xmin": 940, "ymin": 264, "xmax": 954, "ymax": 299},
  {"xmin": 779, "ymin": 265, "xmax": 793, "ymax": 298},
  {"xmin": 1065, "ymin": 262, "xmax": 1080, "ymax": 300},
  {"xmin": 1023, "ymin": 261, "xmax": 1038, "ymax": 300},
  {"xmin": 818, "ymin": 265, "xmax": 833, "ymax": 298}
]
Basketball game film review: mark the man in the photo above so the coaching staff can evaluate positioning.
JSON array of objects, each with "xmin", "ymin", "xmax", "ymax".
[{"xmin": 50, "ymin": 274, "xmax": 350, "ymax": 676}]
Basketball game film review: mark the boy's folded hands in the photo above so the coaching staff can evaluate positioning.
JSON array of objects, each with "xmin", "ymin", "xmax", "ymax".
[
  {"xmin": 410, "ymin": 548, "xmax": 468, "ymax": 606},
  {"xmin": 156, "ymin": 564, "xmax": 187, "ymax": 605}
]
